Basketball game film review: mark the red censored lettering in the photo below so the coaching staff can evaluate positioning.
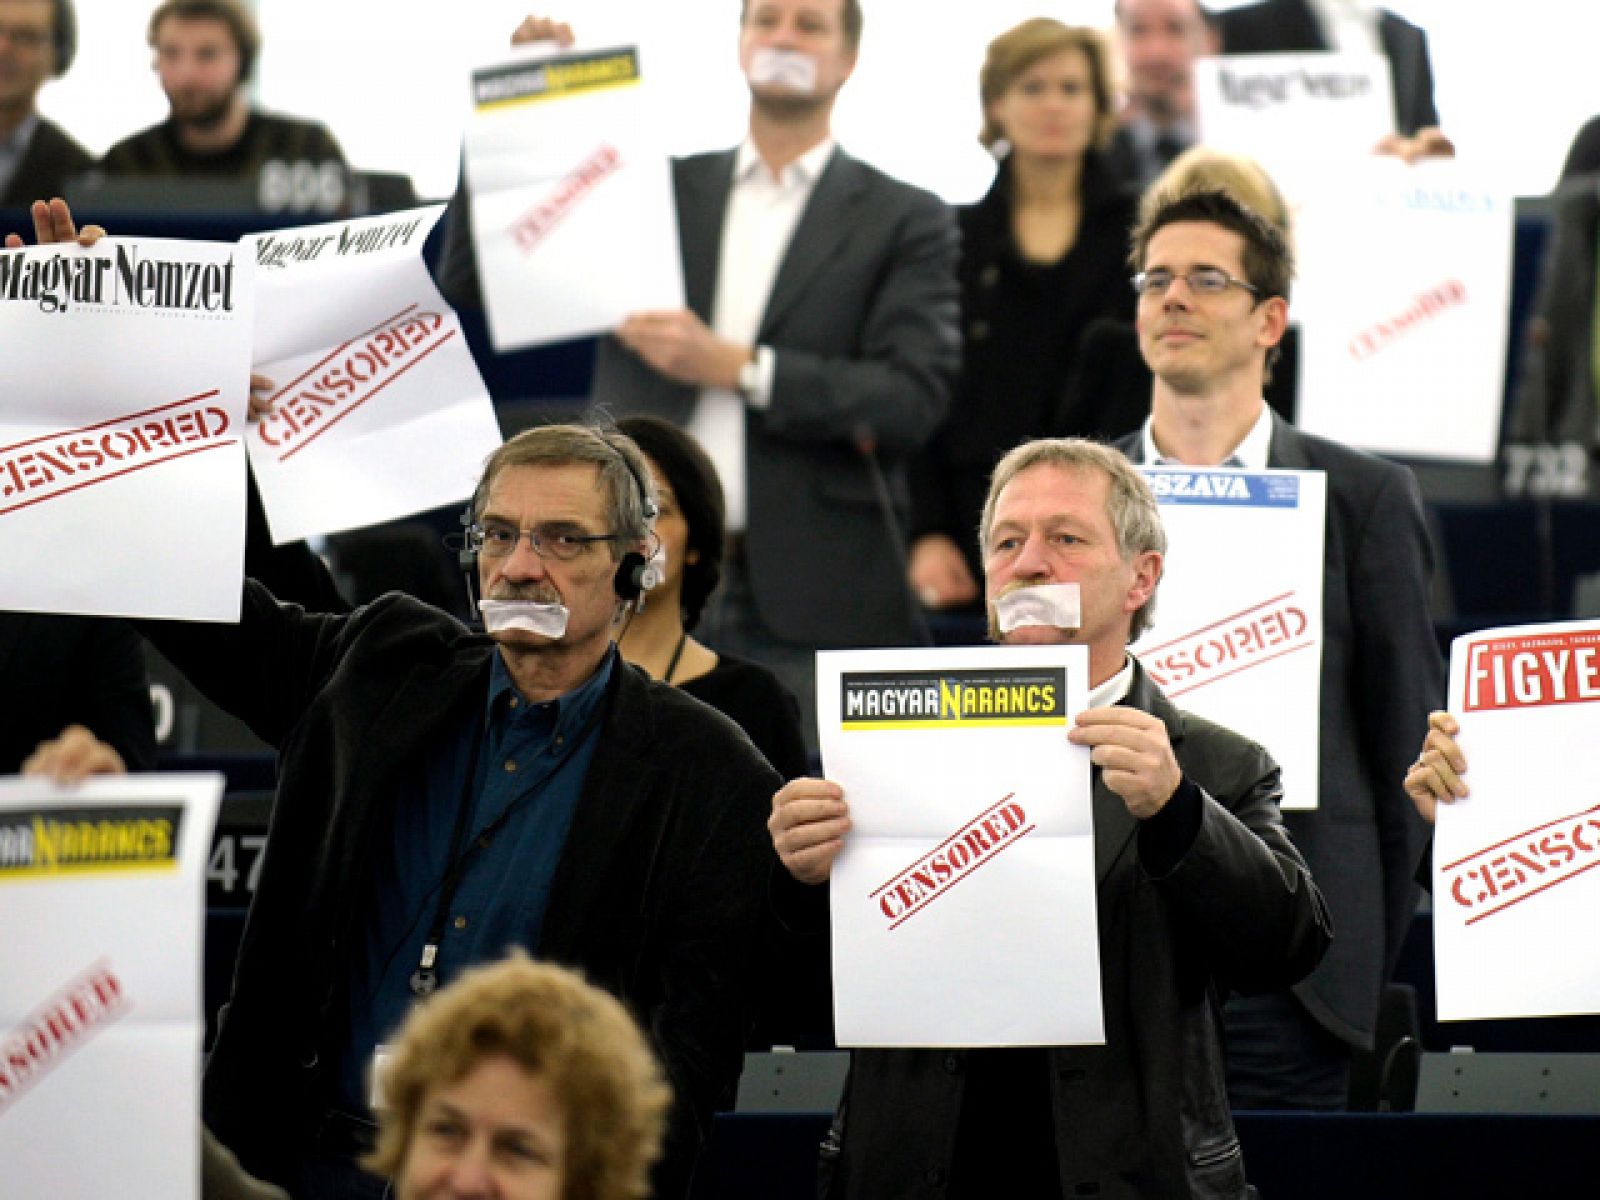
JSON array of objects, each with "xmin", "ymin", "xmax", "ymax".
[
  {"xmin": 871, "ymin": 795, "xmax": 1035, "ymax": 931},
  {"xmin": 1140, "ymin": 592, "xmax": 1314, "ymax": 698},
  {"xmin": 1442, "ymin": 804, "xmax": 1600, "ymax": 925},
  {"xmin": 1348, "ymin": 280, "xmax": 1467, "ymax": 361},
  {"xmin": 509, "ymin": 143, "xmax": 622, "ymax": 254},
  {"xmin": 0, "ymin": 960, "xmax": 128, "ymax": 1112},
  {"xmin": 0, "ymin": 392, "xmax": 231, "ymax": 517},
  {"xmin": 1463, "ymin": 629, "xmax": 1600, "ymax": 712},
  {"xmin": 255, "ymin": 304, "xmax": 455, "ymax": 463}
]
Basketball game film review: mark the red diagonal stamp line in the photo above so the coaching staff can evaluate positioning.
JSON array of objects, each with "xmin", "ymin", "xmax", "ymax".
[{"xmin": 873, "ymin": 794, "xmax": 1035, "ymax": 931}]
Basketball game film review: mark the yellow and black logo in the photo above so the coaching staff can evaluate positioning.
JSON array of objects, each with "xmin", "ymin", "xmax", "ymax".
[
  {"xmin": 473, "ymin": 47, "xmax": 642, "ymax": 111},
  {"xmin": 0, "ymin": 805, "xmax": 184, "ymax": 881},
  {"xmin": 840, "ymin": 668, "xmax": 1066, "ymax": 730}
]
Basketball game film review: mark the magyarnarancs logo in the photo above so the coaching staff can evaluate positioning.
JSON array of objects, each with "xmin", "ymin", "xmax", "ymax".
[
  {"xmin": 0, "ymin": 805, "xmax": 184, "ymax": 881},
  {"xmin": 840, "ymin": 668, "xmax": 1067, "ymax": 730}
]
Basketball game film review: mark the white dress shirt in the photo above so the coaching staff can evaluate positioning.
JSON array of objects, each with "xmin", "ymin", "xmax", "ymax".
[
  {"xmin": 688, "ymin": 136, "xmax": 835, "ymax": 531},
  {"xmin": 1141, "ymin": 402, "xmax": 1275, "ymax": 469},
  {"xmin": 1305, "ymin": 0, "xmax": 1383, "ymax": 55}
]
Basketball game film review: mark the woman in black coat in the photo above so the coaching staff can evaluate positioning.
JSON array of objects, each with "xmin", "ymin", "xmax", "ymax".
[{"xmin": 908, "ymin": 18, "xmax": 1137, "ymax": 612}]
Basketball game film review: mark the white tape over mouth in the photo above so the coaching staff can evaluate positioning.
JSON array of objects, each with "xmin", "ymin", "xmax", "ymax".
[
  {"xmin": 747, "ymin": 47, "xmax": 818, "ymax": 93},
  {"xmin": 479, "ymin": 599, "xmax": 569, "ymax": 638},
  {"xmin": 995, "ymin": 583, "xmax": 1081, "ymax": 634}
]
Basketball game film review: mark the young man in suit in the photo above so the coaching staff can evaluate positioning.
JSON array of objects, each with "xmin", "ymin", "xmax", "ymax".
[{"xmin": 1116, "ymin": 187, "xmax": 1442, "ymax": 1109}]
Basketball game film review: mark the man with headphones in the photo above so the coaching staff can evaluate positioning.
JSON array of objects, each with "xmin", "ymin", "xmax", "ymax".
[
  {"xmin": 35, "ymin": 424, "xmax": 778, "ymax": 1200},
  {"xmin": 100, "ymin": 0, "xmax": 344, "ymax": 182},
  {"xmin": 0, "ymin": 0, "xmax": 91, "ymax": 206}
]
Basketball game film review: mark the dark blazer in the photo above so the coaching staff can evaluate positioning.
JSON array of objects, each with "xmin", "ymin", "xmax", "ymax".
[
  {"xmin": 145, "ymin": 584, "xmax": 779, "ymax": 1199},
  {"xmin": 0, "ymin": 612, "xmax": 155, "ymax": 774},
  {"xmin": 1218, "ymin": 0, "xmax": 1440, "ymax": 136},
  {"xmin": 909, "ymin": 152, "xmax": 1137, "ymax": 582},
  {"xmin": 827, "ymin": 663, "xmax": 1331, "ymax": 1199},
  {"xmin": 591, "ymin": 147, "xmax": 961, "ymax": 647},
  {"xmin": 0, "ymin": 117, "xmax": 92, "ymax": 208},
  {"xmin": 1118, "ymin": 414, "xmax": 1440, "ymax": 1047}
]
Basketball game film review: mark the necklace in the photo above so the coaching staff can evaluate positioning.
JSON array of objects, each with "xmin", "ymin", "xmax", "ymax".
[{"xmin": 663, "ymin": 629, "xmax": 688, "ymax": 685}]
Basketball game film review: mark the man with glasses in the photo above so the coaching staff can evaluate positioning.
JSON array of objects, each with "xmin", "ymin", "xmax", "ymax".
[
  {"xmin": 1116, "ymin": 188, "xmax": 1442, "ymax": 1110},
  {"xmin": 0, "ymin": 0, "xmax": 90, "ymax": 207},
  {"xmin": 39, "ymin": 424, "xmax": 777, "ymax": 1199}
]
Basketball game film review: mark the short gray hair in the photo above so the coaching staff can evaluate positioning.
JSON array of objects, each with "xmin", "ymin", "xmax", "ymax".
[
  {"xmin": 979, "ymin": 438, "xmax": 1166, "ymax": 641},
  {"xmin": 473, "ymin": 424, "xmax": 657, "ymax": 558}
]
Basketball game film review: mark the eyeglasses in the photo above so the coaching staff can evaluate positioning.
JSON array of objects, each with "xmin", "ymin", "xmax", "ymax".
[
  {"xmin": 468, "ymin": 522, "xmax": 620, "ymax": 561},
  {"xmin": 1130, "ymin": 268, "xmax": 1262, "ymax": 300},
  {"xmin": 0, "ymin": 24, "xmax": 50, "ymax": 49}
]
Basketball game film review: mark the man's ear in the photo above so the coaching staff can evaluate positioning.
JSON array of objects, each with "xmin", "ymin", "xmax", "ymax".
[
  {"xmin": 1258, "ymin": 295, "xmax": 1290, "ymax": 351},
  {"xmin": 1125, "ymin": 550, "xmax": 1162, "ymax": 616}
]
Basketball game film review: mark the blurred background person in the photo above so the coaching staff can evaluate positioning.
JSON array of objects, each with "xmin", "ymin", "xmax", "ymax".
[
  {"xmin": 100, "ymin": 0, "xmax": 344, "ymax": 182},
  {"xmin": 366, "ymin": 952, "xmax": 671, "ymax": 1200},
  {"xmin": 614, "ymin": 415, "xmax": 828, "ymax": 1049},
  {"xmin": 908, "ymin": 18, "xmax": 1136, "ymax": 614},
  {"xmin": 613, "ymin": 415, "xmax": 807, "ymax": 781},
  {"xmin": 1218, "ymin": 0, "xmax": 1440, "ymax": 141},
  {"xmin": 1058, "ymin": 145, "xmax": 1299, "ymax": 440},
  {"xmin": 0, "ymin": 0, "xmax": 89, "ymax": 206},
  {"xmin": 1105, "ymin": 0, "xmax": 1218, "ymax": 190}
]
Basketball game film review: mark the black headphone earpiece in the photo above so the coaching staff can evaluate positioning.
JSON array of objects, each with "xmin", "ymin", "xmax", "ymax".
[{"xmin": 613, "ymin": 551, "xmax": 649, "ymax": 602}]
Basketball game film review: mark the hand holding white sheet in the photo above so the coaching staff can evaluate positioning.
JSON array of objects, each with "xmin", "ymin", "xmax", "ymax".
[{"xmin": 819, "ymin": 646, "xmax": 1103, "ymax": 1047}]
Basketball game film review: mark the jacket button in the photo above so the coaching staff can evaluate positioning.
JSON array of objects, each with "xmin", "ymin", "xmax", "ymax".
[
  {"xmin": 925, "ymin": 1166, "xmax": 947, "ymax": 1187},
  {"xmin": 942, "ymin": 1053, "xmax": 961, "ymax": 1074},
  {"xmin": 979, "ymin": 265, "xmax": 1000, "ymax": 288},
  {"xmin": 299, "ymin": 1049, "xmax": 319, "ymax": 1069},
  {"xmin": 968, "ymin": 319, "xmax": 989, "ymax": 341}
]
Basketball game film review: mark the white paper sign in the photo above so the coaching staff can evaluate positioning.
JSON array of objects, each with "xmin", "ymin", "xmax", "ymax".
[
  {"xmin": 819, "ymin": 646, "xmax": 1103, "ymax": 1048},
  {"xmin": 464, "ymin": 43, "xmax": 685, "ymax": 351},
  {"xmin": 1133, "ymin": 468, "xmax": 1326, "ymax": 810},
  {"xmin": 242, "ymin": 206, "xmax": 502, "ymax": 544},
  {"xmin": 0, "ymin": 236, "xmax": 251, "ymax": 621},
  {"xmin": 1434, "ymin": 620, "xmax": 1600, "ymax": 1021},
  {"xmin": 1292, "ymin": 159, "xmax": 1513, "ymax": 463},
  {"xmin": 0, "ymin": 773, "xmax": 223, "ymax": 1198},
  {"xmin": 1195, "ymin": 52, "xmax": 1395, "ymax": 166}
]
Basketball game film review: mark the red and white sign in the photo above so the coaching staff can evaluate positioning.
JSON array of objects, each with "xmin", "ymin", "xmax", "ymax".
[
  {"xmin": 1133, "ymin": 469, "xmax": 1327, "ymax": 810},
  {"xmin": 1435, "ymin": 619, "xmax": 1600, "ymax": 1020},
  {"xmin": 242, "ymin": 206, "xmax": 500, "ymax": 544},
  {"xmin": 0, "ymin": 774, "xmax": 222, "ymax": 1199},
  {"xmin": 0, "ymin": 235, "xmax": 250, "ymax": 621},
  {"xmin": 819, "ymin": 645, "xmax": 1103, "ymax": 1048}
]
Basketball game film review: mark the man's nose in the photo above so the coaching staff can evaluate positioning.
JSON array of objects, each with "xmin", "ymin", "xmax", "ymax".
[
  {"xmin": 501, "ymin": 533, "xmax": 550, "ymax": 579},
  {"xmin": 1011, "ymin": 531, "xmax": 1055, "ymax": 579}
]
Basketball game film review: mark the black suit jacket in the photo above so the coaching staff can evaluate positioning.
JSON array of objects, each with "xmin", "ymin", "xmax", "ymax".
[
  {"xmin": 0, "ymin": 117, "xmax": 92, "ymax": 208},
  {"xmin": 1118, "ymin": 414, "xmax": 1440, "ymax": 1045},
  {"xmin": 1218, "ymin": 0, "xmax": 1440, "ymax": 136},
  {"xmin": 0, "ymin": 612, "xmax": 155, "ymax": 774},
  {"xmin": 146, "ymin": 584, "xmax": 778, "ymax": 1199},
  {"xmin": 828, "ymin": 663, "xmax": 1330, "ymax": 1199},
  {"xmin": 590, "ymin": 147, "xmax": 961, "ymax": 647}
]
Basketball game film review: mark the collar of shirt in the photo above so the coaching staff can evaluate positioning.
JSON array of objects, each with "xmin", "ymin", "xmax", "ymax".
[
  {"xmin": 733, "ymin": 134, "xmax": 837, "ymax": 190},
  {"xmin": 1305, "ymin": 0, "xmax": 1382, "ymax": 54},
  {"xmin": 1088, "ymin": 655, "xmax": 1135, "ymax": 708},
  {"xmin": 1121, "ymin": 114, "xmax": 1195, "ymax": 155},
  {"xmin": 1142, "ymin": 403, "xmax": 1274, "ymax": 469},
  {"xmin": 486, "ymin": 641, "xmax": 616, "ymax": 745}
]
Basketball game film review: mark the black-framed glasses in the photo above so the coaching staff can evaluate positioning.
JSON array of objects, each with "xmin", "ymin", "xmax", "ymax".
[
  {"xmin": 468, "ymin": 522, "xmax": 620, "ymax": 561},
  {"xmin": 1130, "ymin": 268, "xmax": 1262, "ymax": 300},
  {"xmin": 0, "ymin": 23, "xmax": 51, "ymax": 48}
]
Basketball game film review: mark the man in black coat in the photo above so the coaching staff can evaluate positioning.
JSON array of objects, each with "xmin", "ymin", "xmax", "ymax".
[
  {"xmin": 1116, "ymin": 188, "xmax": 1440, "ymax": 1109},
  {"xmin": 42, "ymin": 425, "xmax": 779, "ymax": 1200},
  {"xmin": 0, "ymin": 0, "xmax": 91, "ymax": 207},
  {"xmin": 771, "ymin": 436, "xmax": 1330, "ymax": 1198},
  {"xmin": 1217, "ymin": 0, "xmax": 1439, "ymax": 137}
]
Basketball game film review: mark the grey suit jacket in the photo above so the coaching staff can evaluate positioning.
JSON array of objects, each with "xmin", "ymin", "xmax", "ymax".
[
  {"xmin": 1218, "ymin": 0, "xmax": 1440, "ymax": 136},
  {"xmin": 1119, "ymin": 415, "xmax": 1440, "ymax": 1046},
  {"xmin": 591, "ymin": 147, "xmax": 961, "ymax": 647}
]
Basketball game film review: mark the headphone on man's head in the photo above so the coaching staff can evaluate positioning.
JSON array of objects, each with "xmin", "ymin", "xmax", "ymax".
[{"xmin": 455, "ymin": 432, "xmax": 662, "ymax": 606}]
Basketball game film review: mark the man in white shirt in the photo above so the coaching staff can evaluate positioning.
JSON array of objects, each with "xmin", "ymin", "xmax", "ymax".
[
  {"xmin": 1115, "ymin": 187, "xmax": 1442, "ymax": 1109},
  {"xmin": 585, "ymin": 0, "xmax": 960, "ymax": 743}
]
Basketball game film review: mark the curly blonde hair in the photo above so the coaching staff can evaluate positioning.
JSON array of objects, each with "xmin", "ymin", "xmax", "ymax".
[{"xmin": 365, "ymin": 952, "xmax": 671, "ymax": 1200}]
